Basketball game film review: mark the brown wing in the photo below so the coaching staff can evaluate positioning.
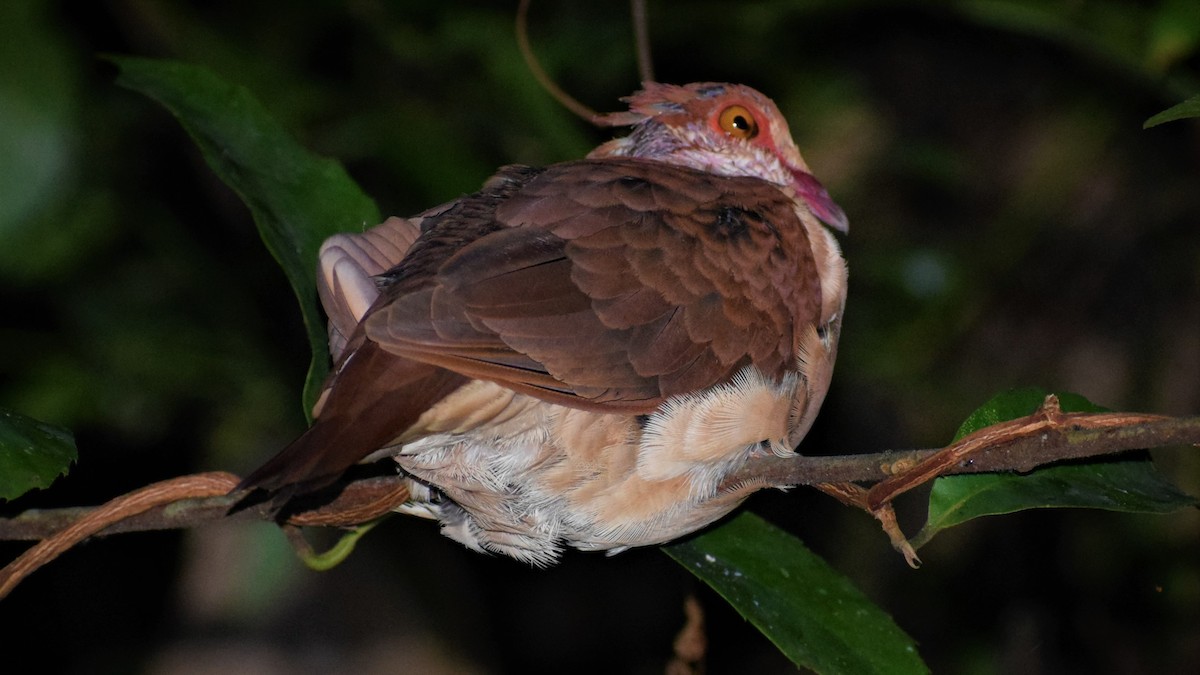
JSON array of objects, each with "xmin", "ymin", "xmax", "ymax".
[
  {"xmin": 367, "ymin": 158, "xmax": 823, "ymax": 412},
  {"xmin": 240, "ymin": 158, "xmax": 823, "ymax": 495}
]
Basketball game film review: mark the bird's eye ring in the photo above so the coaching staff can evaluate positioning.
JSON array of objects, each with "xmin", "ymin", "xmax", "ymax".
[{"xmin": 717, "ymin": 105, "xmax": 759, "ymax": 140}]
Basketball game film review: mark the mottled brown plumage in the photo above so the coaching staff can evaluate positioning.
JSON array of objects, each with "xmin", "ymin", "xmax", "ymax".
[{"xmin": 240, "ymin": 82, "xmax": 849, "ymax": 564}]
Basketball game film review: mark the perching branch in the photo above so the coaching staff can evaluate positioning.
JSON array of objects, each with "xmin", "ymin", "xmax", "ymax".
[
  {"xmin": 0, "ymin": 474, "xmax": 409, "ymax": 600},
  {"xmin": 721, "ymin": 399, "xmax": 1200, "ymax": 498},
  {"xmin": 1, "ymin": 396, "xmax": 1197, "ymax": 597}
]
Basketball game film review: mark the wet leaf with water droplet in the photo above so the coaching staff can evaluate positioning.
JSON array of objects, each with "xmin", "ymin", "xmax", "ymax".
[{"xmin": 664, "ymin": 512, "xmax": 927, "ymax": 674}]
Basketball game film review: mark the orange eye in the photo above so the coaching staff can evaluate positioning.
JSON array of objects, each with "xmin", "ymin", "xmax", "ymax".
[{"xmin": 717, "ymin": 105, "xmax": 759, "ymax": 139}]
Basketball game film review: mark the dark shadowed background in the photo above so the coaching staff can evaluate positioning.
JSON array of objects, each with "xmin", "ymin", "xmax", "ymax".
[{"xmin": 1, "ymin": 1, "xmax": 1198, "ymax": 673}]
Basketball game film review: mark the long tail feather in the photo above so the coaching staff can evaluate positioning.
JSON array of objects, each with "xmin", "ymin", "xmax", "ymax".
[{"xmin": 239, "ymin": 341, "xmax": 468, "ymax": 497}]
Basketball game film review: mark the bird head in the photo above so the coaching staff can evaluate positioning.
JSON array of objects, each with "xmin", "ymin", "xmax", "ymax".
[{"xmin": 591, "ymin": 82, "xmax": 848, "ymax": 234}]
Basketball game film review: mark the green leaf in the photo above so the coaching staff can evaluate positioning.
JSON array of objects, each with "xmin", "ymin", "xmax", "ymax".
[
  {"xmin": 664, "ymin": 513, "xmax": 928, "ymax": 675},
  {"xmin": 1144, "ymin": 93, "xmax": 1200, "ymax": 128},
  {"xmin": 108, "ymin": 56, "xmax": 380, "ymax": 417},
  {"xmin": 912, "ymin": 388, "xmax": 1196, "ymax": 548},
  {"xmin": 0, "ymin": 407, "xmax": 77, "ymax": 500}
]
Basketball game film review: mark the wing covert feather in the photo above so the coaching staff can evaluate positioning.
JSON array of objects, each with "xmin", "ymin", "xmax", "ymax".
[{"xmin": 365, "ymin": 158, "xmax": 822, "ymax": 411}]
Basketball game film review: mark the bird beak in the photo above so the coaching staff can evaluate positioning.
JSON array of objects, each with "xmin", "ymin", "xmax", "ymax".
[{"xmin": 789, "ymin": 168, "xmax": 849, "ymax": 234}]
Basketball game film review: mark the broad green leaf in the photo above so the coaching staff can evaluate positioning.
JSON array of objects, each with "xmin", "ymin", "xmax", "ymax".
[
  {"xmin": 665, "ymin": 513, "xmax": 928, "ymax": 675},
  {"xmin": 109, "ymin": 57, "xmax": 380, "ymax": 417},
  {"xmin": 0, "ymin": 407, "xmax": 76, "ymax": 500},
  {"xmin": 912, "ymin": 388, "xmax": 1195, "ymax": 548},
  {"xmin": 1144, "ymin": 93, "xmax": 1200, "ymax": 128}
]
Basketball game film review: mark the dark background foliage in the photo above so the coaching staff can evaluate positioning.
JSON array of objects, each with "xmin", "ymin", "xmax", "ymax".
[{"xmin": 1, "ymin": 1, "xmax": 1197, "ymax": 673}]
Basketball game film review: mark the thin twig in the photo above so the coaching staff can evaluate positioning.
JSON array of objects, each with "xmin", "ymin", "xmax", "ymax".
[
  {"xmin": 864, "ymin": 397, "xmax": 1167, "ymax": 509},
  {"xmin": 722, "ymin": 411, "xmax": 1200, "ymax": 492},
  {"xmin": 0, "ymin": 475, "xmax": 411, "ymax": 542},
  {"xmin": 0, "ymin": 474, "xmax": 409, "ymax": 600},
  {"xmin": 631, "ymin": 0, "xmax": 655, "ymax": 83},
  {"xmin": 813, "ymin": 482, "xmax": 920, "ymax": 567},
  {"xmin": 515, "ymin": 0, "xmax": 599, "ymax": 122},
  {"xmin": 0, "ymin": 472, "xmax": 240, "ymax": 599}
]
